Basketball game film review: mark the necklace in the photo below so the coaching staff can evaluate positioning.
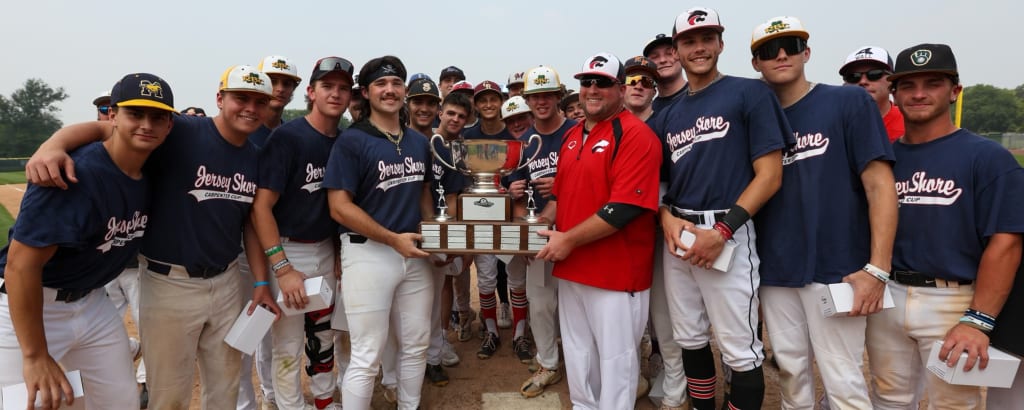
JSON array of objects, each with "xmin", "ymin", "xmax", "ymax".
[
  {"xmin": 370, "ymin": 121, "xmax": 404, "ymax": 155},
  {"xmin": 687, "ymin": 72, "xmax": 724, "ymax": 96}
]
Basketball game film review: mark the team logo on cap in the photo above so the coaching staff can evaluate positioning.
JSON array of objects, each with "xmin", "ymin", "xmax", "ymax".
[
  {"xmin": 139, "ymin": 80, "xmax": 164, "ymax": 99},
  {"xmin": 855, "ymin": 47, "xmax": 875, "ymax": 59},
  {"xmin": 382, "ymin": 64, "xmax": 397, "ymax": 75},
  {"xmin": 243, "ymin": 72, "xmax": 265, "ymax": 86},
  {"xmin": 633, "ymin": 56, "xmax": 647, "ymax": 65},
  {"xmin": 272, "ymin": 59, "xmax": 290, "ymax": 70},
  {"xmin": 688, "ymin": 10, "xmax": 708, "ymax": 25},
  {"xmin": 534, "ymin": 74, "xmax": 549, "ymax": 85},
  {"xmin": 911, "ymin": 49, "xmax": 932, "ymax": 66},
  {"xmin": 505, "ymin": 102, "xmax": 519, "ymax": 112},
  {"xmin": 514, "ymin": 72, "xmax": 524, "ymax": 80},
  {"xmin": 589, "ymin": 56, "xmax": 608, "ymax": 69},
  {"xmin": 764, "ymin": 20, "xmax": 790, "ymax": 34},
  {"xmin": 484, "ymin": 82, "xmax": 493, "ymax": 89},
  {"xmin": 422, "ymin": 82, "xmax": 432, "ymax": 92}
]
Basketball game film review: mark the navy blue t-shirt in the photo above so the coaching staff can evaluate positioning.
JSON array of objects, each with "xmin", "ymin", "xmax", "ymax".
[
  {"xmin": 248, "ymin": 124, "xmax": 273, "ymax": 149},
  {"xmin": 0, "ymin": 143, "xmax": 149, "ymax": 291},
  {"xmin": 507, "ymin": 119, "xmax": 577, "ymax": 211},
  {"xmin": 462, "ymin": 123, "xmax": 515, "ymax": 140},
  {"xmin": 756, "ymin": 85, "xmax": 895, "ymax": 287},
  {"xmin": 258, "ymin": 117, "xmax": 339, "ymax": 241},
  {"xmin": 892, "ymin": 129, "xmax": 1024, "ymax": 281},
  {"xmin": 141, "ymin": 115, "xmax": 259, "ymax": 271},
  {"xmin": 652, "ymin": 76, "xmax": 793, "ymax": 210},
  {"xmin": 651, "ymin": 87, "xmax": 684, "ymax": 116},
  {"xmin": 323, "ymin": 122, "xmax": 433, "ymax": 234}
]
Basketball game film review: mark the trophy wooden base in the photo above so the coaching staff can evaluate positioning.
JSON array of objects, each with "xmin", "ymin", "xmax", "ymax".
[{"xmin": 419, "ymin": 220, "xmax": 550, "ymax": 255}]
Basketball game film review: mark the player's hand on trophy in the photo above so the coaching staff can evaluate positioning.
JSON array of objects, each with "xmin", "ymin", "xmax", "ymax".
[
  {"xmin": 843, "ymin": 270, "xmax": 885, "ymax": 316},
  {"xmin": 391, "ymin": 232, "xmax": 429, "ymax": 258},
  {"xmin": 509, "ymin": 180, "xmax": 527, "ymax": 200},
  {"xmin": 531, "ymin": 177, "xmax": 555, "ymax": 198},
  {"xmin": 536, "ymin": 229, "xmax": 572, "ymax": 262}
]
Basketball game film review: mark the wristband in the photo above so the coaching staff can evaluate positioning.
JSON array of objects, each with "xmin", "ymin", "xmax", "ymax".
[
  {"xmin": 965, "ymin": 308, "xmax": 996, "ymax": 323},
  {"xmin": 264, "ymin": 245, "xmax": 284, "ymax": 257},
  {"xmin": 862, "ymin": 263, "xmax": 890, "ymax": 283},
  {"xmin": 719, "ymin": 205, "xmax": 751, "ymax": 234},
  {"xmin": 712, "ymin": 222, "xmax": 733, "ymax": 241},
  {"xmin": 959, "ymin": 315, "xmax": 994, "ymax": 333},
  {"xmin": 253, "ymin": 281, "xmax": 269, "ymax": 288},
  {"xmin": 272, "ymin": 258, "xmax": 291, "ymax": 273}
]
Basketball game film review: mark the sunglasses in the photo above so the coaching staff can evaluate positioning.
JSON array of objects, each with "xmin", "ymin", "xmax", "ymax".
[
  {"xmin": 753, "ymin": 37, "xmax": 807, "ymax": 61},
  {"xmin": 97, "ymin": 105, "xmax": 111, "ymax": 115},
  {"xmin": 579, "ymin": 77, "xmax": 618, "ymax": 89},
  {"xmin": 625, "ymin": 75, "xmax": 655, "ymax": 89},
  {"xmin": 843, "ymin": 69, "xmax": 888, "ymax": 84},
  {"xmin": 315, "ymin": 57, "xmax": 354, "ymax": 74}
]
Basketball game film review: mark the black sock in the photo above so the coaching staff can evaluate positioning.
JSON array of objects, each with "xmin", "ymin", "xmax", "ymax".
[
  {"xmin": 682, "ymin": 345, "xmax": 717, "ymax": 410},
  {"xmin": 726, "ymin": 366, "xmax": 764, "ymax": 410}
]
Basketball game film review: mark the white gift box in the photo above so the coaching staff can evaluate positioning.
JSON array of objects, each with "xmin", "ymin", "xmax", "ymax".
[
  {"xmin": 926, "ymin": 340, "xmax": 1021, "ymax": 388},
  {"xmin": 675, "ymin": 230, "xmax": 736, "ymax": 272},
  {"xmin": 224, "ymin": 300, "xmax": 275, "ymax": 355},
  {"xmin": 2, "ymin": 370, "xmax": 85, "ymax": 409},
  {"xmin": 818, "ymin": 283, "xmax": 895, "ymax": 317},
  {"xmin": 276, "ymin": 276, "xmax": 333, "ymax": 316}
]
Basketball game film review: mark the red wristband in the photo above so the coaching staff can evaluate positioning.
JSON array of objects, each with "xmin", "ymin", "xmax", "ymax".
[{"xmin": 713, "ymin": 222, "xmax": 733, "ymax": 240}]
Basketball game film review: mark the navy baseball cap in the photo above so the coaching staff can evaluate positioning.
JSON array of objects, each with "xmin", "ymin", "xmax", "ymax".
[
  {"xmin": 110, "ymin": 73, "xmax": 175, "ymax": 113},
  {"xmin": 439, "ymin": 66, "xmax": 466, "ymax": 82},
  {"xmin": 310, "ymin": 56, "xmax": 355, "ymax": 82},
  {"xmin": 888, "ymin": 44, "xmax": 958, "ymax": 82},
  {"xmin": 643, "ymin": 34, "xmax": 672, "ymax": 57},
  {"xmin": 408, "ymin": 78, "xmax": 441, "ymax": 101}
]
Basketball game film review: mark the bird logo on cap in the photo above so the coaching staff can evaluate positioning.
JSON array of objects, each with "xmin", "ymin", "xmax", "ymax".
[
  {"xmin": 855, "ymin": 47, "xmax": 875, "ymax": 59},
  {"xmin": 688, "ymin": 10, "xmax": 708, "ymax": 25},
  {"xmin": 911, "ymin": 50, "xmax": 932, "ymax": 66},
  {"xmin": 534, "ymin": 75, "xmax": 549, "ymax": 85},
  {"xmin": 764, "ymin": 20, "xmax": 790, "ymax": 34},
  {"xmin": 243, "ymin": 72, "xmax": 265, "ymax": 85},
  {"xmin": 140, "ymin": 80, "xmax": 164, "ymax": 98},
  {"xmin": 589, "ymin": 56, "xmax": 608, "ymax": 69}
]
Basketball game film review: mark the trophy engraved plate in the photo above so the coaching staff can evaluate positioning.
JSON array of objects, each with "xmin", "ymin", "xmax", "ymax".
[{"xmin": 420, "ymin": 135, "xmax": 551, "ymax": 255}]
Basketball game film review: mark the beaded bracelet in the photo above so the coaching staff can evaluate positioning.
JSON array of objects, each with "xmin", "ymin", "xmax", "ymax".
[
  {"xmin": 253, "ymin": 281, "xmax": 269, "ymax": 288},
  {"xmin": 264, "ymin": 245, "xmax": 284, "ymax": 257},
  {"xmin": 712, "ymin": 222, "xmax": 734, "ymax": 241},
  {"xmin": 862, "ymin": 263, "xmax": 890, "ymax": 283}
]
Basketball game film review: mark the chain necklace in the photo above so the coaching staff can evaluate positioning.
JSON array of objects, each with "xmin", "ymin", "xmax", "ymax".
[
  {"xmin": 370, "ymin": 121, "xmax": 404, "ymax": 155},
  {"xmin": 687, "ymin": 72, "xmax": 724, "ymax": 96}
]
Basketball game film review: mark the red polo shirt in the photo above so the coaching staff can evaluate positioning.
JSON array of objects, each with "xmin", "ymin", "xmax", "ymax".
[
  {"xmin": 551, "ymin": 109, "xmax": 661, "ymax": 292},
  {"xmin": 883, "ymin": 102, "xmax": 904, "ymax": 142}
]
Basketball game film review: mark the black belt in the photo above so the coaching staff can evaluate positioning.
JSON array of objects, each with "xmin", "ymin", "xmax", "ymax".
[
  {"xmin": 893, "ymin": 270, "xmax": 973, "ymax": 287},
  {"xmin": 0, "ymin": 283, "xmax": 91, "ymax": 303},
  {"xmin": 283, "ymin": 237, "xmax": 321, "ymax": 244},
  {"xmin": 348, "ymin": 234, "xmax": 368, "ymax": 244},
  {"xmin": 146, "ymin": 260, "xmax": 226, "ymax": 279},
  {"xmin": 670, "ymin": 209, "xmax": 727, "ymax": 226}
]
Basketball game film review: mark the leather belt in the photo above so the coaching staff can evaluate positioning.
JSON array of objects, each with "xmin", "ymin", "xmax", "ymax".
[
  {"xmin": 893, "ymin": 270, "xmax": 973, "ymax": 288},
  {"xmin": 0, "ymin": 282, "xmax": 90, "ymax": 303},
  {"xmin": 146, "ymin": 260, "xmax": 225, "ymax": 279},
  {"xmin": 282, "ymin": 237, "xmax": 321, "ymax": 244},
  {"xmin": 348, "ymin": 234, "xmax": 368, "ymax": 244},
  {"xmin": 670, "ymin": 207, "xmax": 727, "ymax": 226}
]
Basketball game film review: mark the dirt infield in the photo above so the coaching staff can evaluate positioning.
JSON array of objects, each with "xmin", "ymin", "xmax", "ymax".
[{"xmin": 0, "ymin": 183, "xmax": 25, "ymax": 218}]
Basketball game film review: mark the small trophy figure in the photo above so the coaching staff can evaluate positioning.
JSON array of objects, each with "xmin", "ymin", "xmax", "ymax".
[
  {"xmin": 524, "ymin": 184, "xmax": 540, "ymax": 223},
  {"xmin": 435, "ymin": 185, "xmax": 451, "ymax": 222}
]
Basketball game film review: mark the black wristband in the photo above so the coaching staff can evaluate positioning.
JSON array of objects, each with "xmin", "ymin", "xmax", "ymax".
[
  {"xmin": 596, "ymin": 202, "xmax": 645, "ymax": 229},
  {"xmin": 720, "ymin": 205, "xmax": 750, "ymax": 233}
]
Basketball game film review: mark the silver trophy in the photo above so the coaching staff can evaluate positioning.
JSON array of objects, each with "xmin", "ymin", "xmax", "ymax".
[
  {"xmin": 434, "ymin": 184, "xmax": 451, "ymax": 222},
  {"xmin": 524, "ymin": 184, "xmax": 540, "ymax": 223},
  {"xmin": 430, "ymin": 135, "xmax": 542, "ymax": 221}
]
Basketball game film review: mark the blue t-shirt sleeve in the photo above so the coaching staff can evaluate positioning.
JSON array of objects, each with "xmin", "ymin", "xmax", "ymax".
[
  {"xmin": 11, "ymin": 184, "xmax": 95, "ymax": 249},
  {"xmin": 323, "ymin": 131, "xmax": 363, "ymax": 193},
  {"xmin": 258, "ymin": 128, "xmax": 295, "ymax": 193},
  {"xmin": 976, "ymin": 154, "xmax": 1024, "ymax": 239},
  {"xmin": 844, "ymin": 90, "xmax": 895, "ymax": 174},
  {"xmin": 745, "ymin": 83, "xmax": 793, "ymax": 160}
]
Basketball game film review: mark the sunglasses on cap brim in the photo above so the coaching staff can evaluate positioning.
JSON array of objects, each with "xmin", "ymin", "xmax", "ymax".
[
  {"xmin": 753, "ymin": 37, "xmax": 807, "ymax": 61},
  {"xmin": 843, "ymin": 69, "xmax": 888, "ymax": 83}
]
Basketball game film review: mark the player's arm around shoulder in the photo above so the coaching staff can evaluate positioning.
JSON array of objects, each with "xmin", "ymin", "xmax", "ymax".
[{"xmin": 25, "ymin": 121, "xmax": 114, "ymax": 189}]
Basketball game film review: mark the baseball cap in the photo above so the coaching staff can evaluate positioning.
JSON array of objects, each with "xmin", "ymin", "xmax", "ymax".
[
  {"xmin": 310, "ymin": 56, "xmax": 355, "ymax": 83},
  {"xmin": 574, "ymin": 52, "xmax": 625, "ymax": 83},
  {"xmin": 451, "ymin": 80, "xmax": 475, "ymax": 95},
  {"xmin": 439, "ymin": 66, "xmax": 466, "ymax": 82},
  {"xmin": 888, "ymin": 43, "xmax": 958, "ymax": 82},
  {"xmin": 408, "ymin": 78, "xmax": 441, "ymax": 101},
  {"xmin": 624, "ymin": 56, "xmax": 658, "ymax": 77},
  {"xmin": 643, "ymin": 34, "xmax": 672, "ymax": 57},
  {"xmin": 559, "ymin": 92, "xmax": 579, "ymax": 112},
  {"xmin": 219, "ymin": 65, "xmax": 274, "ymax": 97},
  {"xmin": 750, "ymin": 16, "xmax": 809, "ymax": 51},
  {"xmin": 110, "ymin": 73, "xmax": 176, "ymax": 113},
  {"xmin": 839, "ymin": 46, "xmax": 893, "ymax": 75},
  {"xmin": 672, "ymin": 7, "xmax": 724, "ymax": 41},
  {"xmin": 92, "ymin": 90, "xmax": 111, "ymax": 107},
  {"xmin": 409, "ymin": 73, "xmax": 432, "ymax": 84},
  {"xmin": 501, "ymin": 96, "xmax": 531, "ymax": 120},
  {"xmin": 257, "ymin": 55, "xmax": 302, "ymax": 83},
  {"xmin": 523, "ymin": 66, "xmax": 562, "ymax": 95},
  {"xmin": 507, "ymin": 71, "xmax": 526, "ymax": 86},
  {"xmin": 474, "ymin": 81, "xmax": 502, "ymax": 100}
]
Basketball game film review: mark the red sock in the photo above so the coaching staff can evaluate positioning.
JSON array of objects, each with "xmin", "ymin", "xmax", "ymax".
[
  {"xmin": 510, "ymin": 289, "xmax": 528, "ymax": 337},
  {"xmin": 315, "ymin": 397, "xmax": 333, "ymax": 409},
  {"xmin": 479, "ymin": 291, "xmax": 497, "ymax": 324}
]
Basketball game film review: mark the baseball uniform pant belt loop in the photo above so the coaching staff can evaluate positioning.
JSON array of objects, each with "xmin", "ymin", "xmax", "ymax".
[
  {"xmin": 892, "ymin": 270, "xmax": 973, "ymax": 288},
  {"xmin": 670, "ymin": 206, "xmax": 727, "ymax": 226},
  {"xmin": 0, "ymin": 280, "xmax": 92, "ymax": 303},
  {"xmin": 347, "ymin": 234, "xmax": 368, "ymax": 244},
  {"xmin": 145, "ymin": 258, "xmax": 230, "ymax": 279},
  {"xmin": 282, "ymin": 237, "xmax": 322, "ymax": 244}
]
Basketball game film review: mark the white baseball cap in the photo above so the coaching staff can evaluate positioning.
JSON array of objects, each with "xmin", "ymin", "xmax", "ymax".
[
  {"xmin": 750, "ymin": 16, "xmax": 809, "ymax": 51},
  {"xmin": 574, "ymin": 52, "xmax": 625, "ymax": 83},
  {"xmin": 672, "ymin": 7, "xmax": 724, "ymax": 41},
  {"xmin": 839, "ymin": 46, "xmax": 894, "ymax": 74},
  {"xmin": 257, "ymin": 55, "xmax": 302, "ymax": 83},
  {"xmin": 507, "ymin": 70, "xmax": 526, "ymax": 86},
  {"xmin": 92, "ymin": 90, "xmax": 111, "ymax": 106},
  {"xmin": 523, "ymin": 66, "xmax": 562, "ymax": 95},
  {"xmin": 218, "ymin": 65, "xmax": 274, "ymax": 97},
  {"xmin": 501, "ymin": 96, "xmax": 531, "ymax": 120}
]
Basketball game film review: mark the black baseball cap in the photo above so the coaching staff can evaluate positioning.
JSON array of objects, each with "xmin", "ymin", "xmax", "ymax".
[
  {"xmin": 439, "ymin": 66, "xmax": 466, "ymax": 82},
  {"xmin": 888, "ymin": 44, "xmax": 958, "ymax": 82},
  {"xmin": 624, "ymin": 56, "xmax": 658, "ymax": 77},
  {"xmin": 643, "ymin": 34, "xmax": 672, "ymax": 57},
  {"xmin": 110, "ymin": 73, "xmax": 175, "ymax": 113},
  {"xmin": 408, "ymin": 78, "xmax": 441, "ymax": 101},
  {"xmin": 310, "ymin": 56, "xmax": 355, "ymax": 82}
]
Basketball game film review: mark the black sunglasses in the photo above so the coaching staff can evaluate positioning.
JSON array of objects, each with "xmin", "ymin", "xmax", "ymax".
[
  {"xmin": 316, "ymin": 57, "xmax": 353, "ymax": 74},
  {"xmin": 98, "ymin": 105, "xmax": 111, "ymax": 114},
  {"xmin": 843, "ymin": 69, "xmax": 888, "ymax": 84},
  {"xmin": 753, "ymin": 37, "xmax": 807, "ymax": 61},
  {"xmin": 579, "ymin": 77, "xmax": 618, "ymax": 89}
]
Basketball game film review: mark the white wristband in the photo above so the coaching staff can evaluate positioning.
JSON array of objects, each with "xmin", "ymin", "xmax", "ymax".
[{"xmin": 863, "ymin": 263, "xmax": 890, "ymax": 283}]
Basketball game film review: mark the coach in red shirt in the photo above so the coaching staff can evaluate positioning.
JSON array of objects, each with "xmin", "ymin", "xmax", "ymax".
[{"xmin": 536, "ymin": 52, "xmax": 661, "ymax": 410}]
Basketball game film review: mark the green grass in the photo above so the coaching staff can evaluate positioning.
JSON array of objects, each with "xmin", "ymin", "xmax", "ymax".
[
  {"xmin": 1016, "ymin": 154, "xmax": 1024, "ymax": 167},
  {"xmin": 0, "ymin": 206, "xmax": 11, "ymax": 247},
  {"xmin": 0, "ymin": 171, "xmax": 26, "ymax": 185}
]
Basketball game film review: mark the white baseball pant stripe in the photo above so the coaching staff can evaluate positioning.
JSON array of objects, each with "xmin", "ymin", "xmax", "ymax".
[
  {"xmin": 762, "ymin": 284, "xmax": 871, "ymax": 410},
  {"xmin": 648, "ymin": 239, "xmax": 688, "ymax": 407},
  {"xmin": 0, "ymin": 288, "xmax": 138, "ymax": 409},
  {"xmin": 511, "ymin": 256, "xmax": 560, "ymax": 369},
  {"xmin": 865, "ymin": 282, "xmax": 980, "ymax": 409},
  {"xmin": 662, "ymin": 220, "xmax": 764, "ymax": 371},
  {"xmin": 339, "ymin": 234, "xmax": 433, "ymax": 410}
]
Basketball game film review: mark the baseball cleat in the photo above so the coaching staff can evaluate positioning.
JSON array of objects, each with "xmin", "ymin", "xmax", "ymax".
[
  {"xmin": 425, "ymin": 363, "xmax": 450, "ymax": 387},
  {"xmin": 513, "ymin": 336, "xmax": 534, "ymax": 364},
  {"xmin": 520, "ymin": 366, "xmax": 562, "ymax": 398},
  {"xmin": 477, "ymin": 331, "xmax": 500, "ymax": 359}
]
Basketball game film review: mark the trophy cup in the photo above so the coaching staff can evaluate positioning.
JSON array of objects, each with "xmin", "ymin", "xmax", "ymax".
[{"xmin": 420, "ymin": 135, "xmax": 550, "ymax": 255}]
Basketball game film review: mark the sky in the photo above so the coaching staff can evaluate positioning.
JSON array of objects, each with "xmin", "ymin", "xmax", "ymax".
[{"xmin": 3, "ymin": 0, "xmax": 1021, "ymax": 126}]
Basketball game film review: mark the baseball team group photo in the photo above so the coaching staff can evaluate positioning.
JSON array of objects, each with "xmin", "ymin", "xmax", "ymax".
[{"xmin": 0, "ymin": 3, "xmax": 1022, "ymax": 410}]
